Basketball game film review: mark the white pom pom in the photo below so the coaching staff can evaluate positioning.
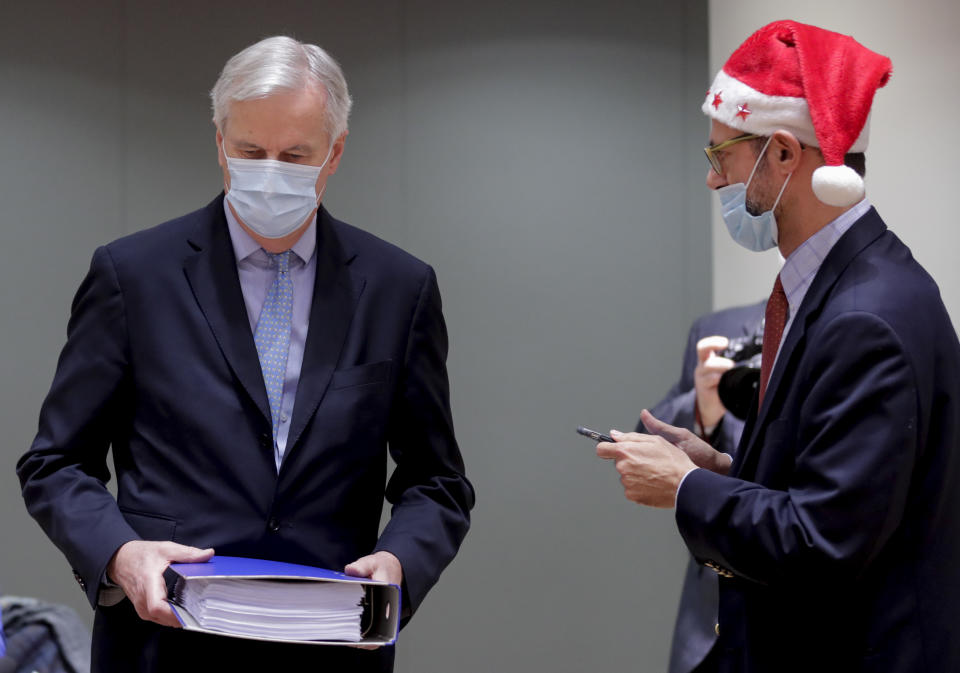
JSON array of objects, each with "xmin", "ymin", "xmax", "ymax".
[{"xmin": 812, "ymin": 165, "xmax": 865, "ymax": 207}]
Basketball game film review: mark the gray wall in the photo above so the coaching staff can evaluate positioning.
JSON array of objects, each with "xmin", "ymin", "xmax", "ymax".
[{"xmin": 1, "ymin": 2, "xmax": 710, "ymax": 671}]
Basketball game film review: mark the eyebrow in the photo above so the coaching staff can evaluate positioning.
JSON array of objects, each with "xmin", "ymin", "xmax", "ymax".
[{"xmin": 233, "ymin": 140, "xmax": 312, "ymax": 153}]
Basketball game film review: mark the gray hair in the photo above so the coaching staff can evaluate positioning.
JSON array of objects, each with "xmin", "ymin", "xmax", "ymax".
[{"xmin": 211, "ymin": 36, "xmax": 352, "ymax": 139}]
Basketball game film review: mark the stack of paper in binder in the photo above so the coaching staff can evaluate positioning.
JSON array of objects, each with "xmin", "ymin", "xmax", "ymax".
[
  {"xmin": 168, "ymin": 556, "xmax": 401, "ymax": 646},
  {"xmin": 172, "ymin": 575, "xmax": 365, "ymax": 641}
]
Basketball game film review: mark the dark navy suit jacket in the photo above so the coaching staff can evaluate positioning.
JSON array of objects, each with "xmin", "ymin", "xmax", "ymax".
[
  {"xmin": 676, "ymin": 209, "xmax": 960, "ymax": 673},
  {"xmin": 18, "ymin": 195, "xmax": 474, "ymax": 672},
  {"xmin": 640, "ymin": 301, "xmax": 764, "ymax": 673}
]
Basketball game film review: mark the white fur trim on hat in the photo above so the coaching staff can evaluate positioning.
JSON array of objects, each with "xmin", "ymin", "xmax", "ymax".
[
  {"xmin": 703, "ymin": 69, "xmax": 871, "ymax": 152},
  {"xmin": 811, "ymin": 165, "xmax": 865, "ymax": 207}
]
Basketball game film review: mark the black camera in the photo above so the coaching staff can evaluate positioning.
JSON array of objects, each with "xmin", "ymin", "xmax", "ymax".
[{"xmin": 717, "ymin": 319, "xmax": 764, "ymax": 420}]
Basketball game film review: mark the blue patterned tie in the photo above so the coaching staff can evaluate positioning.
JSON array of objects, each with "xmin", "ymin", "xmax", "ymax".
[{"xmin": 254, "ymin": 250, "xmax": 294, "ymax": 443}]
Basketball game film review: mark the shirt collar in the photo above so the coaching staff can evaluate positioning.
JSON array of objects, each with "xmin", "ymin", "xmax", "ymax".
[
  {"xmin": 224, "ymin": 200, "xmax": 318, "ymax": 266},
  {"xmin": 779, "ymin": 198, "xmax": 871, "ymax": 317}
]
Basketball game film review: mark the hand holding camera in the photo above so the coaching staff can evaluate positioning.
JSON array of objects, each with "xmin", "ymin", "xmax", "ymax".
[
  {"xmin": 716, "ymin": 318, "xmax": 765, "ymax": 420},
  {"xmin": 694, "ymin": 336, "xmax": 736, "ymax": 429}
]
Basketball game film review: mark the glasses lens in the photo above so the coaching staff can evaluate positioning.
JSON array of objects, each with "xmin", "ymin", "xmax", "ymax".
[{"xmin": 704, "ymin": 147, "xmax": 722, "ymax": 174}]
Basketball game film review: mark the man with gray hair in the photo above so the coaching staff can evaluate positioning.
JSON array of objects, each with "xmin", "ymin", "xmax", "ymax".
[{"xmin": 18, "ymin": 35, "xmax": 474, "ymax": 672}]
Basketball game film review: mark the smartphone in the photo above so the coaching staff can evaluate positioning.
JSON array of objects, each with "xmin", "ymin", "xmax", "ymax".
[{"xmin": 576, "ymin": 426, "xmax": 614, "ymax": 443}]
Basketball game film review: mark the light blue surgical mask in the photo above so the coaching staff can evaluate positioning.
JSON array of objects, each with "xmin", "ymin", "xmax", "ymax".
[
  {"xmin": 223, "ymin": 140, "xmax": 334, "ymax": 239},
  {"xmin": 717, "ymin": 136, "xmax": 791, "ymax": 252}
]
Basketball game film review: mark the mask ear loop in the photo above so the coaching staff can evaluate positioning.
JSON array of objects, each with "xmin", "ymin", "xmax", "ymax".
[
  {"xmin": 743, "ymin": 135, "xmax": 792, "ymax": 246},
  {"xmin": 744, "ymin": 136, "xmax": 773, "ymax": 189},
  {"xmin": 767, "ymin": 172, "xmax": 792, "ymax": 245},
  {"xmin": 220, "ymin": 137, "xmax": 236, "ymax": 198},
  {"xmin": 314, "ymin": 140, "xmax": 336, "ymax": 206},
  {"xmin": 770, "ymin": 172, "xmax": 792, "ymax": 211},
  {"xmin": 745, "ymin": 135, "xmax": 793, "ymax": 213}
]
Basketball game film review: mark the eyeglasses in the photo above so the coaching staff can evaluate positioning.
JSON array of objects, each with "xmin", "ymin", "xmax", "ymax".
[{"xmin": 704, "ymin": 133, "xmax": 762, "ymax": 175}]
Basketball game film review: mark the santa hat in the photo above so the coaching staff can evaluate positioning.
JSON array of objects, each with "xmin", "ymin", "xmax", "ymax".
[{"xmin": 703, "ymin": 20, "xmax": 892, "ymax": 207}]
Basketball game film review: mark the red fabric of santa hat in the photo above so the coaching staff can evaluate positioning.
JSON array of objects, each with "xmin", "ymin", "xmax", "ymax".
[{"xmin": 703, "ymin": 20, "xmax": 893, "ymax": 207}]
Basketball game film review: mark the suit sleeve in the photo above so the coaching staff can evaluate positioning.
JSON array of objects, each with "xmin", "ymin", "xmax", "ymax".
[
  {"xmin": 17, "ymin": 246, "xmax": 140, "ymax": 607},
  {"xmin": 675, "ymin": 311, "xmax": 918, "ymax": 587},
  {"xmin": 374, "ymin": 266, "xmax": 475, "ymax": 619}
]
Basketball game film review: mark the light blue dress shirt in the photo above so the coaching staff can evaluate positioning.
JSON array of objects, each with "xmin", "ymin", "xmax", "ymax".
[
  {"xmin": 225, "ymin": 204, "xmax": 317, "ymax": 471},
  {"xmin": 775, "ymin": 198, "xmax": 871, "ymax": 364}
]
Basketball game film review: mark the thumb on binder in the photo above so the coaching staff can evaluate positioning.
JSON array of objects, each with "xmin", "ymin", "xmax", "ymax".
[
  {"xmin": 107, "ymin": 540, "xmax": 215, "ymax": 628},
  {"xmin": 344, "ymin": 551, "xmax": 403, "ymax": 650}
]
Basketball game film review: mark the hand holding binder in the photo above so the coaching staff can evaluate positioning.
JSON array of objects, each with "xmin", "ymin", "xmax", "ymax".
[
  {"xmin": 344, "ymin": 550, "xmax": 403, "ymax": 650},
  {"xmin": 106, "ymin": 540, "xmax": 215, "ymax": 628}
]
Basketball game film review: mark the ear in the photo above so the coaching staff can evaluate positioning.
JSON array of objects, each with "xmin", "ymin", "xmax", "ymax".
[
  {"xmin": 769, "ymin": 130, "xmax": 803, "ymax": 175},
  {"xmin": 216, "ymin": 128, "xmax": 225, "ymax": 169},
  {"xmin": 216, "ymin": 128, "xmax": 231, "ymax": 192},
  {"xmin": 326, "ymin": 130, "xmax": 349, "ymax": 175}
]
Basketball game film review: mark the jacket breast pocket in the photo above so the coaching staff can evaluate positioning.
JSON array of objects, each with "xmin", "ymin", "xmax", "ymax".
[
  {"xmin": 330, "ymin": 359, "xmax": 392, "ymax": 390},
  {"xmin": 120, "ymin": 508, "xmax": 178, "ymax": 542}
]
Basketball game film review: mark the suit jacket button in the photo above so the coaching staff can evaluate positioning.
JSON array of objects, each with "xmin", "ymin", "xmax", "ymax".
[
  {"xmin": 259, "ymin": 433, "xmax": 271, "ymax": 449},
  {"xmin": 268, "ymin": 518, "xmax": 281, "ymax": 533},
  {"xmin": 715, "ymin": 622, "xmax": 720, "ymax": 636}
]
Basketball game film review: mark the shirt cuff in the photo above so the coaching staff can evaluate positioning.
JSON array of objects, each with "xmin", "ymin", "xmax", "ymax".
[{"xmin": 98, "ymin": 572, "xmax": 126, "ymax": 607}]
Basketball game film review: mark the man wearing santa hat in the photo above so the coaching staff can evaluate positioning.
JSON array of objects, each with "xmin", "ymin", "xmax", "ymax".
[{"xmin": 597, "ymin": 20, "xmax": 960, "ymax": 672}]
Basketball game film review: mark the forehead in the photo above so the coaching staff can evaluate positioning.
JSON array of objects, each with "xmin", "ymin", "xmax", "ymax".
[
  {"xmin": 224, "ymin": 86, "xmax": 329, "ymax": 147},
  {"xmin": 709, "ymin": 120, "xmax": 744, "ymax": 145}
]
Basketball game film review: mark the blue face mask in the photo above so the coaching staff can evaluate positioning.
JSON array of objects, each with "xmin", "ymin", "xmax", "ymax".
[
  {"xmin": 717, "ymin": 136, "xmax": 791, "ymax": 252},
  {"xmin": 223, "ymin": 139, "xmax": 334, "ymax": 239}
]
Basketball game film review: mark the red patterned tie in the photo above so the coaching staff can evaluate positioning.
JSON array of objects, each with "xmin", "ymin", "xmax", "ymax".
[{"xmin": 758, "ymin": 274, "xmax": 788, "ymax": 407}]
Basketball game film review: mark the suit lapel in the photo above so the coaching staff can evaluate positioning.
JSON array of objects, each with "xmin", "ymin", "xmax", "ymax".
[
  {"xmin": 732, "ymin": 208, "xmax": 888, "ymax": 478},
  {"xmin": 283, "ymin": 207, "xmax": 365, "ymax": 459},
  {"xmin": 183, "ymin": 195, "xmax": 272, "ymax": 426}
]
